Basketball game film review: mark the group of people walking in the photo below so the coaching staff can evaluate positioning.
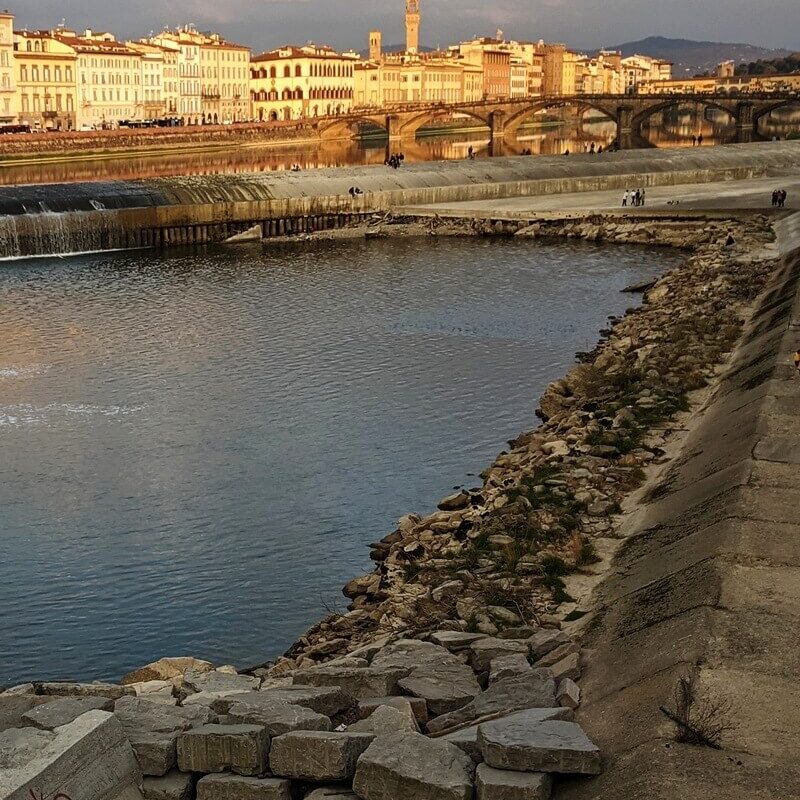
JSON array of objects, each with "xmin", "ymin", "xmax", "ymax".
[
  {"xmin": 385, "ymin": 153, "xmax": 405, "ymax": 169},
  {"xmin": 622, "ymin": 189, "xmax": 646, "ymax": 208},
  {"xmin": 771, "ymin": 189, "xmax": 789, "ymax": 208}
]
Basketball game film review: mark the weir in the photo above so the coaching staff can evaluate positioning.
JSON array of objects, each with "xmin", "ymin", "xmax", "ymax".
[{"xmin": 2, "ymin": 141, "xmax": 800, "ymax": 259}]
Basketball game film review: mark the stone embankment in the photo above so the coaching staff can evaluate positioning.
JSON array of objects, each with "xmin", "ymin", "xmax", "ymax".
[
  {"xmin": 3, "ymin": 208, "xmax": 792, "ymax": 800},
  {"xmin": 0, "ymin": 123, "xmax": 320, "ymax": 162}
]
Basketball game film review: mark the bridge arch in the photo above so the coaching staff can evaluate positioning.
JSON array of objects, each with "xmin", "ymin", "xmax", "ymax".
[
  {"xmin": 631, "ymin": 97, "xmax": 738, "ymax": 137},
  {"xmin": 753, "ymin": 98, "xmax": 800, "ymax": 126},
  {"xmin": 504, "ymin": 99, "xmax": 618, "ymax": 135},
  {"xmin": 396, "ymin": 106, "xmax": 491, "ymax": 139},
  {"xmin": 319, "ymin": 114, "xmax": 389, "ymax": 139}
]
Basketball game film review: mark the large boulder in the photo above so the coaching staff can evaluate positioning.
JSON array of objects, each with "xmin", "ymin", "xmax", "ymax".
[
  {"xmin": 269, "ymin": 731, "xmax": 374, "ymax": 781},
  {"xmin": 427, "ymin": 673, "xmax": 557, "ymax": 735},
  {"xmin": 429, "ymin": 632, "xmax": 486, "ymax": 652},
  {"xmin": 177, "ymin": 724, "xmax": 270, "ymax": 776},
  {"xmin": 122, "ymin": 657, "xmax": 214, "ymax": 686},
  {"xmin": 0, "ymin": 710, "xmax": 143, "ymax": 800},
  {"xmin": 478, "ymin": 716, "xmax": 601, "ymax": 775},
  {"xmin": 475, "ymin": 763, "xmax": 552, "ymax": 800},
  {"xmin": 0, "ymin": 695, "xmax": 58, "ymax": 731},
  {"xmin": 196, "ymin": 773, "xmax": 293, "ymax": 800},
  {"xmin": 353, "ymin": 731, "xmax": 475, "ymax": 800}
]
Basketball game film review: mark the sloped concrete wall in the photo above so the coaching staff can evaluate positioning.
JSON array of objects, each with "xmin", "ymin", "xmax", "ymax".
[{"xmin": 556, "ymin": 216, "xmax": 800, "ymax": 799}]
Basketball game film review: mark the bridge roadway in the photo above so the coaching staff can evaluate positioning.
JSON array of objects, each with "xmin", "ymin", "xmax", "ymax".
[{"xmin": 316, "ymin": 92, "xmax": 800, "ymax": 149}]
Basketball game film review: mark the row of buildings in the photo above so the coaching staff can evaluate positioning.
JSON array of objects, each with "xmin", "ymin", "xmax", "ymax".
[{"xmin": 4, "ymin": 3, "xmax": 797, "ymax": 133}]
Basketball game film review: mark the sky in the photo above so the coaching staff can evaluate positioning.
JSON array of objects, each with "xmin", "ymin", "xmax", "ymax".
[{"xmin": 15, "ymin": 0, "xmax": 800, "ymax": 53}]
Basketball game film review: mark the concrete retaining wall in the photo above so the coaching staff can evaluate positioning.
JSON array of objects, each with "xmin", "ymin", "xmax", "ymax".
[{"xmin": 557, "ymin": 214, "xmax": 800, "ymax": 799}]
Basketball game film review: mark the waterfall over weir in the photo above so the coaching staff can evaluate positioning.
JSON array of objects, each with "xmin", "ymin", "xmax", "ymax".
[{"xmin": 0, "ymin": 211, "xmax": 129, "ymax": 260}]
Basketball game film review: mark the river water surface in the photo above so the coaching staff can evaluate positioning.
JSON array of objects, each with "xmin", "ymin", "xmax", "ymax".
[{"xmin": 0, "ymin": 237, "xmax": 683, "ymax": 684}]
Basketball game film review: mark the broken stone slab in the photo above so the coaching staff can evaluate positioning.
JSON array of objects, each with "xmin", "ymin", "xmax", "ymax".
[
  {"xmin": 0, "ymin": 695, "xmax": 56, "ymax": 731},
  {"xmin": 224, "ymin": 695, "xmax": 331, "ymax": 736},
  {"xmin": 304, "ymin": 788, "xmax": 357, "ymax": 800},
  {"xmin": 254, "ymin": 686, "xmax": 355, "ymax": 717},
  {"xmin": 441, "ymin": 725, "xmax": 483, "ymax": 763},
  {"xmin": 126, "ymin": 732, "xmax": 178, "ymax": 776},
  {"xmin": 115, "ymin": 696, "xmax": 215, "ymax": 739},
  {"xmin": 370, "ymin": 639, "xmax": 463, "ymax": 672},
  {"xmin": 353, "ymin": 731, "xmax": 475, "ymax": 800},
  {"xmin": 526, "ymin": 631, "xmax": 570, "ymax": 661},
  {"xmin": 177, "ymin": 724, "xmax": 270, "ymax": 776},
  {"xmin": 427, "ymin": 673, "xmax": 557, "ymax": 735},
  {"xmin": 429, "ymin": 631, "xmax": 487, "ymax": 652},
  {"xmin": 476, "ymin": 764, "xmax": 552, "ymax": 800},
  {"xmin": 183, "ymin": 671, "xmax": 260, "ymax": 695},
  {"xmin": 548, "ymin": 653, "xmax": 581, "ymax": 683},
  {"xmin": 269, "ymin": 731, "xmax": 374, "ymax": 781},
  {"xmin": 196, "ymin": 773, "xmax": 292, "ymax": 800},
  {"xmin": 0, "ymin": 709, "xmax": 144, "ymax": 800},
  {"xmin": 357, "ymin": 696, "xmax": 428, "ymax": 725},
  {"xmin": 397, "ymin": 661, "xmax": 481, "ymax": 716},
  {"xmin": 35, "ymin": 681, "xmax": 134, "ymax": 700},
  {"xmin": 438, "ymin": 491, "xmax": 470, "ymax": 511},
  {"xmin": 478, "ymin": 717, "xmax": 601, "ymax": 775},
  {"xmin": 291, "ymin": 665, "xmax": 404, "ymax": 700},
  {"xmin": 469, "ymin": 639, "xmax": 530, "ymax": 673},
  {"xmin": 556, "ymin": 679, "xmax": 580, "ymax": 710},
  {"xmin": 489, "ymin": 655, "xmax": 534, "ymax": 685},
  {"xmin": 440, "ymin": 706, "xmax": 572, "ymax": 765},
  {"xmin": 348, "ymin": 704, "xmax": 418, "ymax": 735},
  {"xmin": 533, "ymin": 643, "xmax": 579, "ymax": 669},
  {"xmin": 182, "ymin": 690, "xmax": 252, "ymax": 709},
  {"xmin": 1, "ymin": 684, "xmax": 36, "ymax": 696},
  {"xmin": 142, "ymin": 770, "xmax": 195, "ymax": 800},
  {"xmin": 122, "ymin": 657, "xmax": 215, "ymax": 686},
  {"xmin": 128, "ymin": 681, "xmax": 178, "ymax": 704}
]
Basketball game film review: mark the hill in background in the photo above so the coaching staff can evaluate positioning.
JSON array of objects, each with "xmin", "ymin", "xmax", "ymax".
[{"xmin": 612, "ymin": 36, "xmax": 793, "ymax": 77}]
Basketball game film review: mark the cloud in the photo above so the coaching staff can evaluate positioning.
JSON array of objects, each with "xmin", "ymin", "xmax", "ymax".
[{"xmin": 14, "ymin": 0, "xmax": 800, "ymax": 51}]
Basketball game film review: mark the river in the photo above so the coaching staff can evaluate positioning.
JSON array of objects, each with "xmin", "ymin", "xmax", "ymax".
[{"xmin": 0, "ymin": 236, "xmax": 684, "ymax": 684}]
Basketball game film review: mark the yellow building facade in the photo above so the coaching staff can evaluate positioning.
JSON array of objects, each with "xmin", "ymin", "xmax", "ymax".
[
  {"xmin": 0, "ymin": 11, "xmax": 15, "ymax": 123},
  {"xmin": 13, "ymin": 31, "xmax": 77, "ymax": 130},
  {"xmin": 250, "ymin": 45, "xmax": 356, "ymax": 121}
]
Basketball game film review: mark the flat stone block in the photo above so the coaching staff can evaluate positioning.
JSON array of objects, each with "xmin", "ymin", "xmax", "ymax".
[
  {"xmin": 348, "ymin": 704, "xmax": 418, "ymax": 734},
  {"xmin": 442, "ymin": 725, "xmax": 483, "ymax": 763},
  {"xmin": 430, "ymin": 631, "xmax": 487, "ymax": 651},
  {"xmin": 527, "ymin": 632, "xmax": 570, "ymax": 661},
  {"xmin": 291, "ymin": 666, "xmax": 403, "ymax": 700},
  {"xmin": 35, "ymin": 682, "xmax": 134, "ymax": 700},
  {"xmin": 476, "ymin": 764, "xmax": 552, "ymax": 800},
  {"xmin": 0, "ymin": 709, "xmax": 144, "ymax": 800},
  {"xmin": 196, "ymin": 773, "xmax": 293, "ymax": 800},
  {"xmin": 225, "ymin": 695, "xmax": 331, "ymax": 736},
  {"xmin": 142, "ymin": 770, "xmax": 195, "ymax": 800},
  {"xmin": 177, "ymin": 724, "xmax": 269, "ymax": 776},
  {"xmin": 269, "ymin": 730, "xmax": 374, "ymax": 781},
  {"xmin": 353, "ymin": 731, "xmax": 475, "ymax": 800},
  {"xmin": 21, "ymin": 697, "xmax": 114, "ymax": 730},
  {"xmin": 470, "ymin": 639, "xmax": 530, "ymax": 673},
  {"xmin": 255, "ymin": 686, "xmax": 354, "ymax": 717},
  {"xmin": 556, "ymin": 679, "xmax": 580, "ymax": 711},
  {"xmin": 478, "ymin": 717, "xmax": 601, "ymax": 775},
  {"xmin": 397, "ymin": 661, "xmax": 481, "ymax": 716},
  {"xmin": 184, "ymin": 671, "xmax": 260, "ymax": 695},
  {"xmin": 122, "ymin": 657, "xmax": 214, "ymax": 686},
  {"xmin": 304, "ymin": 787, "xmax": 357, "ymax": 800}
]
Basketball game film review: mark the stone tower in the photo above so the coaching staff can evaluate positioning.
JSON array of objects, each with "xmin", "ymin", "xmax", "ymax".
[
  {"xmin": 369, "ymin": 29, "xmax": 382, "ymax": 62},
  {"xmin": 405, "ymin": 0, "xmax": 420, "ymax": 54}
]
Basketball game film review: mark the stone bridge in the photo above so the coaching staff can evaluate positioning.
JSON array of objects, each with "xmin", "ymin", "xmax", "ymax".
[{"xmin": 317, "ymin": 93, "xmax": 800, "ymax": 149}]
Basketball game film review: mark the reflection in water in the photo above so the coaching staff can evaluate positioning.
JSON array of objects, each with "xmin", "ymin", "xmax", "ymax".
[
  {"xmin": 5, "ymin": 105, "xmax": 799, "ymax": 187},
  {"xmin": 641, "ymin": 102, "xmax": 800, "ymax": 147},
  {"xmin": 0, "ymin": 115, "xmax": 615, "ymax": 186}
]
